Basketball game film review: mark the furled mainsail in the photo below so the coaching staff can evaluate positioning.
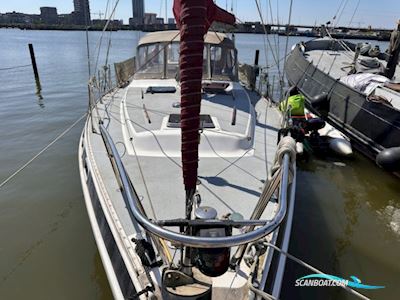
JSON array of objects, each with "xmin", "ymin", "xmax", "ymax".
[{"xmin": 173, "ymin": 0, "xmax": 235, "ymax": 194}]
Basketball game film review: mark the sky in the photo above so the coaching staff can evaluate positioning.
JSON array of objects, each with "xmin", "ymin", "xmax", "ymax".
[{"xmin": 0, "ymin": 0, "xmax": 399, "ymax": 29}]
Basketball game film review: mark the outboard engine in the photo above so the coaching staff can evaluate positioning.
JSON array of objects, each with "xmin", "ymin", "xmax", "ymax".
[
  {"xmin": 194, "ymin": 207, "xmax": 231, "ymax": 277},
  {"xmin": 303, "ymin": 118, "xmax": 326, "ymax": 133}
]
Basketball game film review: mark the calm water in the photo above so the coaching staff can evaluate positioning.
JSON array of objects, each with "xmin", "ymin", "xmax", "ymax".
[{"xmin": 0, "ymin": 29, "xmax": 399, "ymax": 299}]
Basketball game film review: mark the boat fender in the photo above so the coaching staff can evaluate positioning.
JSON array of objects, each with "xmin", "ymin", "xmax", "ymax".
[
  {"xmin": 376, "ymin": 147, "xmax": 400, "ymax": 172},
  {"xmin": 328, "ymin": 138, "xmax": 353, "ymax": 157},
  {"xmin": 309, "ymin": 93, "xmax": 328, "ymax": 107},
  {"xmin": 309, "ymin": 93, "xmax": 329, "ymax": 114}
]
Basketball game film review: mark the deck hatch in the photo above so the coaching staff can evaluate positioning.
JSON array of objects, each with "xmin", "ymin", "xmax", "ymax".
[
  {"xmin": 146, "ymin": 86, "xmax": 176, "ymax": 94},
  {"xmin": 167, "ymin": 114, "xmax": 215, "ymax": 129}
]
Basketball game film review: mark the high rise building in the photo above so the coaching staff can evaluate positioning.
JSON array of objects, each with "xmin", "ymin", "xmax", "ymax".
[
  {"xmin": 131, "ymin": 0, "xmax": 144, "ymax": 25},
  {"xmin": 73, "ymin": 0, "xmax": 91, "ymax": 25}
]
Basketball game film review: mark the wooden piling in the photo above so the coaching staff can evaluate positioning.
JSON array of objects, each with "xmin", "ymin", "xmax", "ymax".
[
  {"xmin": 28, "ymin": 44, "xmax": 40, "ymax": 81},
  {"xmin": 253, "ymin": 49, "xmax": 260, "ymax": 86},
  {"xmin": 28, "ymin": 43, "xmax": 42, "ymax": 93},
  {"xmin": 254, "ymin": 49, "xmax": 260, "ymax": 66}
]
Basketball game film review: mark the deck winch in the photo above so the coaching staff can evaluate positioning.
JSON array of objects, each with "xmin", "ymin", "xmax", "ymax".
[{"xmin": 193, "ymin": 206, "xmax": 231, "ymax": 277}]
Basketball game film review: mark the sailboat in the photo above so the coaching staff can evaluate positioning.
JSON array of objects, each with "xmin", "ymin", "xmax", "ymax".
[{"xmin": 79, "ymin": 1, "xmax": 296, "ymax": 299}]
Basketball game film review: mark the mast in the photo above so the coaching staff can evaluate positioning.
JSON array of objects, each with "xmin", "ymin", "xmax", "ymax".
[
  {"xmin": 173, "ymin": 0, "xmax": 235, "ymax": 213},
  {"xmin": 165, "ymin": 0, "xmax": 168, "ymax": 24},
  {"xmin": 384, "ymin": 21, "xmax": 400, "ymax": 79}
]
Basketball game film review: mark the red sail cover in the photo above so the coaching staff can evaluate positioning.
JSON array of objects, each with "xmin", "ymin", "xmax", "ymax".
[{"xmin": 173, "ymin": 0, "xmax": 235, "ymax": 191}]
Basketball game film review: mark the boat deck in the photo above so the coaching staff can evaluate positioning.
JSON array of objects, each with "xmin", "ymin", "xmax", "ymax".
[
  {"xmin": 306, "ymin": 49, "xmax": 356, "ymax": 79},
  {"xmin": 125, "ymin": 80, "xmax": 251, "ymax": 136},
  {"xmin": 306, "ymin": 48, "xmax": 400, "ymax": 109},
  {"xmin": 81, "ymin": 30, "xmax": 296, "ymax": 299},
  {"xmin": 306, "ymin": 49, "xmax": 399, "ymax": 80},
  {"xmin": 86, "ymin": 80, "xmax": 282, "ymax": 244}
]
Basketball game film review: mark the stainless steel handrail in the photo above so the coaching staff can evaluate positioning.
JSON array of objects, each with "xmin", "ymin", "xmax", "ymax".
[{"xmin": 99, "ymin": 124, "xmax": 292, "ymax": 248}]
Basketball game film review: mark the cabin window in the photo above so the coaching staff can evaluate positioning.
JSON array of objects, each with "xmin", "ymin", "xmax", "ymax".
[
  {"xmin": 137, "ymin": 43, "xmax": 165, "ymax": 78},
  {"xmin": 211, "ymin": 46, "xmax": 222, "ymax": 61},
  {"xmin": 135, "ymin": 41, "xmax": 237, "ymax": 81},
  {"xmin": 136, "ymin": 42, "xmax": 180, "ymax": 79},
  {"xmin": 167, "ymin": 43, "xmax": 179, "ymax": 64},
  {"xmin": 207, "ymin": 45, "xmax": 237, "ymax": 80},
  {"xmin": 166, "ymin": 43, "xmax": 180, "ymax": 77}
]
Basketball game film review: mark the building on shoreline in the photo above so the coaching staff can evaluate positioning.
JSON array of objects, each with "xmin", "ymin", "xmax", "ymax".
[
  {"xmin": 0, "ymin": 1, "xmax": 91, "ymax": 26},
  {"xmin": 131, "ymin": 0, "xmax": 144, "ymax": 26},
  {"xmin": 40, "ymin": 7, "xmax": 58, "ymax": 25},
  {"xmin": 143, "ymin": 13, "xmax": 157, "ymax": 25},
  {"xmin": 73, "ymin": 0, "xmax": 91, "ymax": 25},
  {"xmin": 0, "ymin": 11, "xmax": 40, "ymax": 24},
  {"xmin": 92, "ymin": 19, "xmax": 123, "ymax": 28}
]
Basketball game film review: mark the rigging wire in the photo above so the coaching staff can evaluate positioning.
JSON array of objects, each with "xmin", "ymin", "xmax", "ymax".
[
  {"xmin": 85, "ymin": 29, "xmax": 92, "ymax": 76},
  {"xmin": 325, "ymin": 28, "xmax": 355, "ymax": 59},
  {"xmin": 104, "ymin": 0, "xmax": 111, "ymax": 19},
  {"xmin": 254, "ymin": 0, "xmax": 282, "ymax": 81},
  {"xmin": 334, "ymin": 0, "xmax": 350, "ymax": 28},
  {"xmin": 104, "ymin": 0, "xmax": 117, "ymax": 69},
  {"xmin": 275, "ymin": 0, "xmax": 281, "ymax": 63},
  {"xmin": 127, "ymin": 126, "xmax": 158, "ymax": 220},
  {"xmin": 0, "ymin": 113, "xmax": 87, "ymax": 189},
  {"xmin": 165, "ymin": 0, "xmax": 168, "ymax": 22},
  {"xmin": 92, "ymin": 0, "xmax": 121, "ymax": 76},
  {"xmin": 267, "ymin": 0, "xmax": 279, "ymax": 64},
  {"xmin": 91, "ymin": 0, "xmax": 112, "ymax": 70},
  {"xmin": 332, "ymin": 0, "xmax": 346, "ymax": 25},
  {"xmin": 348, "ymin": 0, "xmax": 361, "ymax": 27},
  {"xmin": 281, "ymin": 0, "xmax": 294, "ymax": 96},
  {"xmin": 256, "ymin": 0, "xmax": 269, "ymax": 69},
  {"xmin": 262, "ymin": 242, "xmax": 372, "ymax": 300},
  {"xmin": 0, "ymin": 0, "xmax": 123, "ymax": 190},
  {"xmin": 131, "ymin": 31, "xmax": 181, "ymax": 76},
  {"xmin": 0, "ymin": 64, "xmax": 31, "ymax": 71}
]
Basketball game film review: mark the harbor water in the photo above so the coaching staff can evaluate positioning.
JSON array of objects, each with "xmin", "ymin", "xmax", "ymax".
[{"xmin": 0, "ymin": 29, "xmax": 399, "ymax": 299}]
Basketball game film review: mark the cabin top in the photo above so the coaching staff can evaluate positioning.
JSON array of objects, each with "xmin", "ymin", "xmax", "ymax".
[
  {"xmin": 138, "ymin": 30, "xmax": 234, "ymax": 48},
  {"xmin": 122, "ymin": 79, "xmax": 255, "ymax": 158}
]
